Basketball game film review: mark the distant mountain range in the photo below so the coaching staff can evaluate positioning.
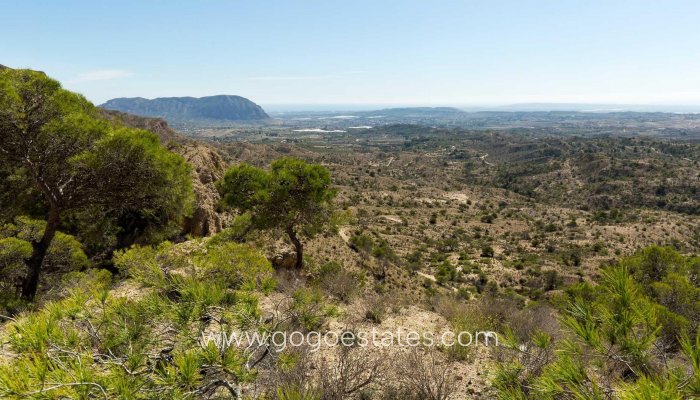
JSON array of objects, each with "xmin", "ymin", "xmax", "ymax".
[
  {"xmin": 461, "ymin": 103, "xmax": 700, "ymax": 113},
  {"xmin": 266, "ymin": 103, "xmax": 700, "ymax": 114},
  {"xmin": 100, "ymin": 95, "xmax": 270, "ymax": 124},
  {"xmin": 356, "ymin": 107, "xmax": 466, "ymax": 118}
]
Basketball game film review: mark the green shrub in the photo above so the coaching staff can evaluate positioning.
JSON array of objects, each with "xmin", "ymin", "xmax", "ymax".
[
  {"xmin": 113, "ymin": 241, "xmax": 175, "ymax": 289},
  {"xmin": 0, "ymin": 237, "xmax": 31, "ymax": 270},
  {"xmin": 481, "ymin": 245, "xmax": 495, "ymax": 258},
  {"xmin": 480, "ymin": 214, "xmax": 495, "ymax": 223},
  {"xmin": 199, "ymin": 242, "xmax": 273, "ymax": 290},
  {"xmin": 0, "ymin": 238, "xmax": 32, "ymax": 300},
  {"xmin": 1, "ymin": 217, "xmax": 89, "ymax": 273},
  {"xmin": 624, "ymin": 245, "xmax": 686, "ymax": 287},
  {"xmin": 494, "ymin": 247, "xmax": 700, "ymax": 399},
  {"xmin": 436, "ymin": 261, "xmax": 460, "ymax": 285},
  {"xmin": 116, "ymin": 240, "xmax": 274, "ymax": 293},
  {"xmin": 350, "ymin": 233, "xmax": 373, "ymax": 254},
  {"xmin": 291, "ymin": 287, "xmax": 336, "ymax": 331}
]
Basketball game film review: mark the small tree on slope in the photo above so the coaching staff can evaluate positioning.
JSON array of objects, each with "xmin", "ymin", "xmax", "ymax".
[{"xmin": 218, "ymin": 157, "xmax": 336, "ymax": 269}]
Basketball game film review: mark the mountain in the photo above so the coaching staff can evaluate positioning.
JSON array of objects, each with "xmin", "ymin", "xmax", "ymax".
[
  {"xmin": 357, "ymin": 106, "xmax": 467, "ymax": 118},
  {"xmin": 100, "ymin": 95, "xmax": 270, "ymax": 124}
]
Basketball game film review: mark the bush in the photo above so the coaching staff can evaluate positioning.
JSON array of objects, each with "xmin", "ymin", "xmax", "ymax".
[
  {"xmin": 435, "ymin": 261, "xmax": 460, "ymax": 285},
  {"xmin": 365, "ymin": 295, "xmax": 387, "ymax": 324},
  {"xmin": 0, "ymin": 239, "xmax": 275, "ymax": 399},
  {"xmin": 291, "ymin": 287, "xmax": 336, "ymax": 331},
  {"xmin": 1, "ymin": 217, "xmax": 89, "ymax": 273},
  {"xmin": 480, "ymin": 214, "xmax": 495, "ymax": 224},
  {"xmin": 115, "ymin": 240, "xmax": 275, "ymax": 293},
  {"xmin": 316, "ymin": 262, "xmax": 359, "ymax": 303},
  {"xmin": 494, "ymin": 250, "xmax": 700, "ymax": 399},
  {"xmin": 480, "ymin": 245, "xmax": 495, "ymax": 258},
  {"xmin": 114, "ymin": 241, "xmax": 174, "ymax": 289},
  {"xmin": 349, "ymin": 233, "xmax": 373, "ymax": 254},
  {"xmin": 542, "ymin": 270, "xmax": 563, "ymax": 291},
  {"xmin": 0, "ymin": 237, "xmax": 31, "ymax": 283},
  {"xmin": 624, "ymin": 245, "xmax": 686, "ymax": 287},
  {"xmin": 200, "ymin": 242, "xmax": 273, "ymax": 290},
  {"xmin": 391, "ymin": 349, "xmax": 458, "ymax": 400},
  {"xmin": 372, "ymin": 239, "xmax": 397, "ymax": 263}
]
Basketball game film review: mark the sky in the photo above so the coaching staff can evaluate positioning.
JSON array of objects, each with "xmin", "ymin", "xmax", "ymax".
[{"xmin": 2, "ymin": 0, "xmax": 700, "ymax": 110}]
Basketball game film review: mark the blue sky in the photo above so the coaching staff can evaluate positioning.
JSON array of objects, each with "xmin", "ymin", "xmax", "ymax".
[{"xmin": 2, "ymin": 1, "xmax": 700, "ymax": 109}]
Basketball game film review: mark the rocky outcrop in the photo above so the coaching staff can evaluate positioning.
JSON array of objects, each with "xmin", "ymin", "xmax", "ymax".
[
  {"xmin": 100, "ymin": 109, "xmax": 230, "ymax": 236},
  {"xmin": 269, "ymin": 251, "xmax": 297, "ymax": 270},
  {"xmin": 179, "ymin": 143, "xmax": 230, "ymax": 236}
]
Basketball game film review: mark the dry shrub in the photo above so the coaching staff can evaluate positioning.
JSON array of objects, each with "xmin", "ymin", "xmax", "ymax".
[
  {"xmin": 385, "ymin": 348, "xmax": 458, "ymax": 400},
  {"xmin": 469, "ymin": 294, "xmax": 560, "ymax": 342},
  {"xmin": 363, "ymin": 291, "xmax": 404, "ymax": 324},
  {"xmin": 502, "ymin": 303, "xmax": 560, "ymax": 342},
  {"xmin": 317, "ymin": 346, "xmax": 385, "ymax": 400},
  {"xmin": 275, "ymin": 268, "xmax": 309, "ymax": 295},
  {"xmin": 320, "ymin": 269, "xmax": 359, "ymax": 303},
  {"xmin": 431, "ymin": 294, "xmax": 491, "ymax": 333}
]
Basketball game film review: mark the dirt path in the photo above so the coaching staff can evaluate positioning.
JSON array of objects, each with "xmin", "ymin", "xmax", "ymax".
[
  {"xmin": 480, "ymin": 153, "xmax": 494, "ymax": 166},
  {"xmin": 416, "ymin": 271, "xmax": 437, "ymax": 282},
  {"xmin": 338, "ymin": 226, "xmax": 352, "ymax": 244}
]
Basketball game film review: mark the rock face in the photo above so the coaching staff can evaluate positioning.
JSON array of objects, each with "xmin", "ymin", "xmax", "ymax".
[
  {"xmin": 270, "ymin": 250, "xmax": 297, "ymax": 270},
  {"xmin": 100, "ymin": 95, "xmax": 269, "ymax": 123},
  {"xmin": 179, "ymin": 143, "xmax": 230, "ymax": 236},
  {"xmin": 100, "ymin": 109, "xmax": 230, "ymax": 236}
]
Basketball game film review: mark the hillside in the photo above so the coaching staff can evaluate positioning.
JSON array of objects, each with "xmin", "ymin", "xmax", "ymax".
[
  {"xmin": 3, "ymin": 68, "xmax": 700, "ymax": 400},
  {"xmin": 98, "ymin": 109, "xmax": 188, "ymax": 144},
  {"xmin": 100, "ymin": 95, "xmax": 270, "ymax": 125},
  {"xmin": 99, "ymin": 109, "xmax": 230, "ymax": 237}
]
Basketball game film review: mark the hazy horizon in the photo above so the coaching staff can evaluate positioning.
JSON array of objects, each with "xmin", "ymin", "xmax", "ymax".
[
  {"xmin": 261, "ymin": 102, "xmax": 700, "ymax": 113},
  {"xmin": 98, "ymin": 97, "xmax": 700, "ymax": 114}
]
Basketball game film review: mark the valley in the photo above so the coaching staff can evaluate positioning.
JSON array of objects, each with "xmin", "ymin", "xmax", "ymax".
[
  {"xmin": 2, "ymin": 69, "xmax": 700, "ymax": 399},
  {"xmin": 5, "ymin": 1, "xmax": 700, "ymax": 398}
]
